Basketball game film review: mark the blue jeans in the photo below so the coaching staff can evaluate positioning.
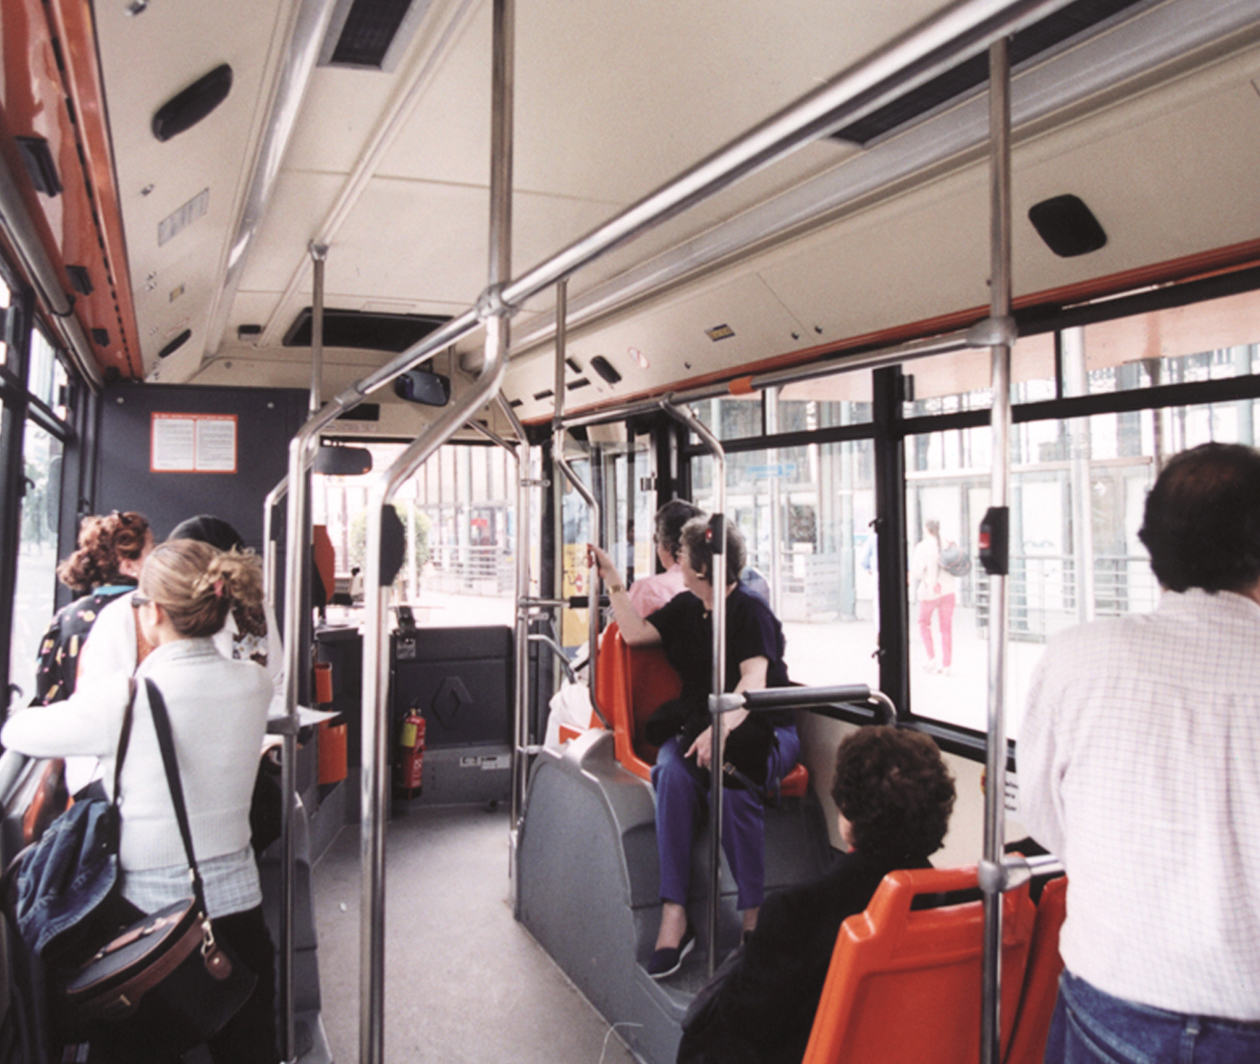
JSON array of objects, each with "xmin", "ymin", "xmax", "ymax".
[{"xmin": 1046, "ymin": 970, "xmax": 1260, "ymax": 1064}]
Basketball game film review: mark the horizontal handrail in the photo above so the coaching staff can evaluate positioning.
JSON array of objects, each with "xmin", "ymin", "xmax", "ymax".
[{"xmin": 715, "ymin": 685, "xmax": 896, "ymax": 723}]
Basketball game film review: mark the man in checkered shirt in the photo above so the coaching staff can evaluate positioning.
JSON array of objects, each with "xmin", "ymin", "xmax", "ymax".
[{"xmin": 1020, "ymin": 442, "xmax": 1260, "ymax": 1064}]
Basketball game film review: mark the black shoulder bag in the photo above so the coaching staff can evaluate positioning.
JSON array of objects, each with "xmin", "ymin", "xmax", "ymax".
[
  {"xmin": 4, "ymin": 680, "xmax": 137, "ymax": 967},
  {"xmin": 61, "ymin": 679, "xmax": 256, "ymax": 1048}
]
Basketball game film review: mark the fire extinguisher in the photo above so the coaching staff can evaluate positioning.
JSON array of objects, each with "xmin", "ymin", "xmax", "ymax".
[{"xmin": 396, "ymin": 704, "xmax": 426, "ymax": 799}]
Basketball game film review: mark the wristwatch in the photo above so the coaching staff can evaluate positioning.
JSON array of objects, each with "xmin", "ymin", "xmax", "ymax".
[{"xmin": 607, "ymin": 582, "xmax": 625, "ymax": 594}]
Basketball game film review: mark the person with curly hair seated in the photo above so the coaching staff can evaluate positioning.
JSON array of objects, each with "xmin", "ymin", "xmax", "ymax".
[{"xmin": 677, "ymin": 726, "xmax": 956, "ymax": 1064}]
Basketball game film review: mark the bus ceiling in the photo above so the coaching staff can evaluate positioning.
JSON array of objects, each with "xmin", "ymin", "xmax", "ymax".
[{"xmin": 0, "ymin": 0, "xmax": 1257, "ymax": 411}]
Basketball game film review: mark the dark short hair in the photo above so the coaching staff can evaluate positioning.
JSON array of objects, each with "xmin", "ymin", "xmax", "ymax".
[
  {"xmin": 679, "ymin": 515, "xmax": 747, "ymax": 585},
  {"xmin": 1137, "ymin": 442, "xmax": 1260, "ymax": 594},
  {"xmin": 654, "ymin": 499, "xmax": 703, "ymax": 561},
  {"xmin": 831, "ymin": 726, "xmax": 956, "ymax": 865},
  {"xmin": 169, "ymin": 514, "xmax": 246, "ymax": 553}
]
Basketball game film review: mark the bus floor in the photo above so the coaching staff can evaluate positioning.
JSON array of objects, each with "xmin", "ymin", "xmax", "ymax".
[{"xmin": 312, "ymin": 802, "xmax": 641, "ymax": 1063}]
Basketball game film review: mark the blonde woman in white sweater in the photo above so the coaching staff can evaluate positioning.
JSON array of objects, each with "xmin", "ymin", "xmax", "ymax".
[{"xmin": 3, "ymin": 539, "xmax": 276, "ymax": 1063}]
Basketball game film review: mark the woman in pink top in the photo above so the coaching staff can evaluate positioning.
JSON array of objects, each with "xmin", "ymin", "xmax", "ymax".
[{"xmin": 627, "ymin": 499, "xmax": 703, "ymax": 615}]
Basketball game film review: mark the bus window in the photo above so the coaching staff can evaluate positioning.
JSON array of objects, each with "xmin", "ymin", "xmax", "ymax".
[
  {"xmin": 9, "ymin": 421, "xmax": 63, "ymax": 705},
  {"xmin": 901, "ymin": 334, "xmax": 1056, "ymax": 417},
  {"xmin": 29, "ymin": 327, "xmax": 69, "ymax": 420},
  {"xmin": 692, "ymin": 393, "xmax": 763, "ymax": 439},
  {"xmin": 313, "ymin": 440, "xmax": 519, "ymax": 628},
  {"xmin": 1078, "ymin": 289, "xmax": 1260, "ymax": 397},
  {"xmin": 694, "ymin": 437, "xmax": 879, "ymax": 692},
  {"xmin": 907, "ymin": 402, "xmax": 1259, "ymax": 739}
]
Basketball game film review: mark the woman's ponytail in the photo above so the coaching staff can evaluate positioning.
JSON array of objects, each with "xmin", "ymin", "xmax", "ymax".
[{"xmin": 140, "ymin": 539, "xmax": 264, "ymax": 638}]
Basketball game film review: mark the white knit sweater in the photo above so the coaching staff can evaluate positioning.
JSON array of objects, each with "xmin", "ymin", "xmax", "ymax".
[{"xmin": 2, "ymin": 637, "xmax": 271, "ymax": 872}]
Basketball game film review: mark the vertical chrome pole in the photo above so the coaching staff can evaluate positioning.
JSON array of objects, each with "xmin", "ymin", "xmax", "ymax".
[
  {"xmin": 357, "ymin": 488, "xmax": 391, "ymax": 1064},
  {"xmin": 1061, "ymin": 328, "xmax": 1096, "ymax": 623},
  {"xmin": 501, "ymin": 393, "xmax": 534, "ymax": 912},
  {"xmin": 359, "ymin": 3, "xmax": 513, "ymax": 1060},
  {"xmin": 309, "ymin": 243, "xmax": 328, "ymax": 417},
  {"xmin": 279, "ymin": 431, "xmax": 315, "ymax": 1064},
  {"xmin": 981, "ymin": 36, "xmax": 1013, "ymax": 1064},
  {"xmin": 263, "ymin": 476, "xmax": 287, "ymax": 611},
  {"xmin": 553, "ymin": 280, "xmax": 605, "ymax": 720},
  {"xmin": 662, "ymin": 400, "xmax": 725, "ymax": 977}
]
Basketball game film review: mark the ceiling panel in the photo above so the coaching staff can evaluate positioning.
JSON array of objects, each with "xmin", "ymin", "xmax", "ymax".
[{"xmin": 93, "ymin": 0, "xmax": 293, "ymax": 373}]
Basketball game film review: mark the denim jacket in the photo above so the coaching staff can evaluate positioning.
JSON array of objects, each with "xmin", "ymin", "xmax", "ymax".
[{"xmin": 13, "ymin": 790, "xmax": 119, "ymax": 963}]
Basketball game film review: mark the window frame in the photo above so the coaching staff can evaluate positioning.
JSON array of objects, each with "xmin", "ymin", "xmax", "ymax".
[{"xmin": 676, "ymin": 270, "xmax": 1260, "ymax": 762}]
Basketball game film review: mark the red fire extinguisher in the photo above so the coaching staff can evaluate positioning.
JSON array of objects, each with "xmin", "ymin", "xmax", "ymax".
[{"xmin": 396, "ymin": 705, "xmax": 426, "ymax": 799}]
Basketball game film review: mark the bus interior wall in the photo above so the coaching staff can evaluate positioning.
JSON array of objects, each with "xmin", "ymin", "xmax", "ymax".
[{"xmin": 95, "ymin": 383, "xmax": 308, "ymax": 550}]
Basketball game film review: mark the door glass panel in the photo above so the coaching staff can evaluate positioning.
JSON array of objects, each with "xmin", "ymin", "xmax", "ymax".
[
  {"xmin": 9, "ymin": 420, "xmax": 62, "ymax": 706},
  {"xmin": 694, "ymin": 439, "xmax": 878, "ymax": 691},
  {"xmin": 311, "ymin": 441, "xmax": 519, "ymax": 627}
]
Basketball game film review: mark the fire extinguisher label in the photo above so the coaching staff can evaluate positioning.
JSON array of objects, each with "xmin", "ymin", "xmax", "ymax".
[{"xmin": 401, "ymin": 721, "xmax": 418, "ymax": 747}]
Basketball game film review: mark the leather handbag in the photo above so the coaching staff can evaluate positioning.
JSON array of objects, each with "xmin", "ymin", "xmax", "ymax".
[{"xmin": 61, "ymin": 679, "xmax": 255, "ymax": 1047}]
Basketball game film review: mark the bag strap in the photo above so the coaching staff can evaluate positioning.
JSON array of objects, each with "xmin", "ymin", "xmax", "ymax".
[
  {"xmin": 110, "ymin": 677, "xmax": 138, "ymax": 809},
  {"xmin": 142, "ymin": 678, "xmax": 210, "ymax": 918}
]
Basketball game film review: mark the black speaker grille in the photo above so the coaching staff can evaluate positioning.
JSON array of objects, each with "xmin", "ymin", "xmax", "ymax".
[
  {"xmin": 832, "ymin": 0, "xmax": 1146, "ymax": 145},
  {"xmin": 330, "ymin": 0, "xmax": 414, "ymax": 68}
]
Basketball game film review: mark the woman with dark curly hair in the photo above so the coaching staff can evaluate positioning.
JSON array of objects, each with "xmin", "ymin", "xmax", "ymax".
[
  {"xmin": 678, "ymin": 726, "xmax": 956, "ymax": 1064},
  {"xmin": 31, "ymin": 511, "xmax": 152, "ymax": 705}
]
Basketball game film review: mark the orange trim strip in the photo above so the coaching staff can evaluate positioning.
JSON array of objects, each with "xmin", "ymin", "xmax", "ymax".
[
  {"xmin": 0, "ymin": 0, "xmax": 139, "ymax": 380},
  {"xmin": 48, "ymin": 0, "xmax": 141, "ymax": 378}
]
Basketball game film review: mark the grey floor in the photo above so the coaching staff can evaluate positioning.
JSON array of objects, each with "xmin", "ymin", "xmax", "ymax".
[{"xmin": 311, "ymin": 803, "xmax": 642, "ymax": 1063}]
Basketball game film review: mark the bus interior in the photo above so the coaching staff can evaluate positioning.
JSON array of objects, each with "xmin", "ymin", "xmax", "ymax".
[{"xmin": 1, "ymin": 0, "xmax": 1259, "ymax": 1061}]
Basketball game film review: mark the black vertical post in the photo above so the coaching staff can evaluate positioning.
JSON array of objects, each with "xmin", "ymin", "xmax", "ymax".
[
  {"xmin": 872, "ymin": 365, "xmax": 909, "ymax": 719},
  {"xmin": 0, "ymin": 289, "xmax": 32, "ymax": 708}
]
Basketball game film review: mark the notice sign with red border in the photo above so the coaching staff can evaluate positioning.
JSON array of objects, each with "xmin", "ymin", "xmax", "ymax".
[{"xmin": 150, "ymin": 413, "xmax": 238, "ymax": 474}]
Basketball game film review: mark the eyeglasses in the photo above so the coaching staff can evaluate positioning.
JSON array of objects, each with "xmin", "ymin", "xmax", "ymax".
[{"xmin": 131, "ymin": 594, "xmax": 152, "ymax": 609}]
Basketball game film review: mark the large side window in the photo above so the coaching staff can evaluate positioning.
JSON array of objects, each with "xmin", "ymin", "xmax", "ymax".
[
  {"xmin": 675, "ymin": 284, "xmax": 1260, "ymax": 751},
  {"xmin": 903, "ymin": 288, "xmax": 1260, "ymax": 738}
]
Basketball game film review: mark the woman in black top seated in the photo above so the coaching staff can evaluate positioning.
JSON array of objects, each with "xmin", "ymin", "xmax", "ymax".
[
  {"xmin": 589, "ymin": 516, "xmax": 798, "ymax": 979},
  {"xmin": 677, "ymin": 726, "xmax": 957, "ymax": 1063}
]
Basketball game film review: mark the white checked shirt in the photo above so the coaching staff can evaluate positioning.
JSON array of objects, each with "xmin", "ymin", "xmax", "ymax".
[{"xmin": 1019, "ymin": 588, "xmax": 1260, "ymax": 1021}]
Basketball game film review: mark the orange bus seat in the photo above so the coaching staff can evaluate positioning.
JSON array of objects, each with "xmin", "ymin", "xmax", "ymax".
[
  {"xmin": 596, "ymin": 622, "xmax": 682, "ymax": 780},
  {"xmin": 1003, "ymin": 874, "xmax": 1068, "ymax": 1064},
  {"xmin": 778, "ymin": 762, "xmax": 809, "ymax": 798},
  {"xmin": 595, "ymin": 622, "xmax": 811, "ymax": 798},
  {"xmin": 801, "ymin": 865, "xmax": 1036, "ymax": 1064}
]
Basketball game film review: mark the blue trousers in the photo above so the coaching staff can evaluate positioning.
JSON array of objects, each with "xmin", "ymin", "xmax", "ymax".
[
  {"xmin": 651, "ymin": 725, "xmax": 800, "ymax": 911},
  {"xmin": 1046, "ymin": 970, "xmax": 1260, "ymax": 1064}
]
